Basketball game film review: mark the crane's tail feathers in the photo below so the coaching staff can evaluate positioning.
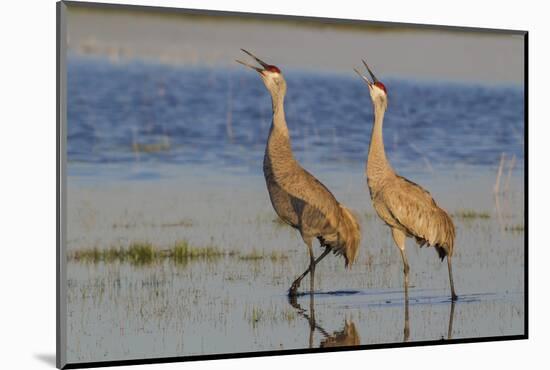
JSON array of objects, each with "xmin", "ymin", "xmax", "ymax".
[
  {"xmin": 414, "ymin": 209, "xmax": 455, "ymax": 261},
  {"xmin": 338, "ymin": 205, "xmax": 361, "ymax": 268},
  {"xmin": 437, "ymin": 210, "xmax": 455, "ymax": 259}
]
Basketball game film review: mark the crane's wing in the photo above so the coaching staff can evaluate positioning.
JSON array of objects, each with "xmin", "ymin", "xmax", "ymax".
[
  {"xmin": 283, "ymin": 165, "xmax": 341, "ymax": 216},
  {"xmin": 380, "ymin": 175, "xmax": 455, "ymax": 255}
]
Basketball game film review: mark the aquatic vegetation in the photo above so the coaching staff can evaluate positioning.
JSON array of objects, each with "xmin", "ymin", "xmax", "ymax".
[
  {"xmin": 505, "ymin": 224, "xmax": 525, "ymax": 233},
  {"xmin": 250, "ymin": 307, "xmax": 263, "ymax": 326},
  {"xmin": 70, "ymin": 246, "xmax": 124, "ymax": 264},
  {"xmin": 453, "ymin": 210, "xmax": 491, "ymax": 219},
  {"xmin": 69, "ymin": 243, "xmax": 157, "ymax": 265},
  {"xmin": 282, "ymin": 309, "xmax": 296, "ymax": 323},
  {"xmin": 132, "ymin": 136, "xmax": 171, "ymax": 153},
  {"xmin": 239, "ymin": 249, "xmax": 264, "ymax": 261},
  {"xmin": 238, "ymin": 249, "xmax": 289, "ymax": 262},
  {"xmin": 172, "ymin": 240, "xmax": 224, "ymax": 263},
  {"xmin": 243, "ymin": 304, "xmax": 299, "ymax": 330},
  {"xmin": 69, "ymin": 241, "xmax": 288, "ymax": 265},
  {"xmin": 127, "ymin": 242, "xmax": 156, "ymax": 265},
  {"xmin": 112, "ymin": 222, "xmax": 137, "ymax": 229},
  {"xmin": 269, "ymin": 251, "xmax": 289, "ymax": 262},
  {"xmin": 112, "ymin": 219, "xmax": 194, "ymax": 229},
  {"xmin": 160, "ymin": 219, "xmax": 194, "ymax": 228},
  {"xmin": 70, "ymin": 247, "xmax": 103, "ymax": 263},
  {"xmin": 69, "ymin": 241, "xmax": 200, "ymax": 265}
]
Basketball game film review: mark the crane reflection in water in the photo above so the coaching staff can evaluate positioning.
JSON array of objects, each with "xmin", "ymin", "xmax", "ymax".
[{"xmin": 288, "ymin": 293, "xmax": 456, "ymax": 346}]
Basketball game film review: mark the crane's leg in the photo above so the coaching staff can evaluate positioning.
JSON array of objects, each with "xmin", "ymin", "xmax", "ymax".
[
  {"xmin": 404, "ymin": 295, "xmax": 410, "ymax": 342},
  {"xmin": 447, "ymin": 255, "xmax": 458, "ymax": 301},
  {"xmin": 308, "ymin": 291, "xmax": 316, "ymax": 348},
  {"xmin": 289, "ymin": 247, "xmax": 331, "ymax": 297},
  {"xmin": 291, "ymin": 239, "xmax": 314, "ymax": 296},
  {"xmin": 309, "ymin": 251, "xmax": 316, "ymax": 294},
  {"xmin": 447, "ymin": 300, "xmax": 456, "ymax": 339},
  {"xmin": 392, "ymin": 228, "xmax": 410, "ymax": 302}
]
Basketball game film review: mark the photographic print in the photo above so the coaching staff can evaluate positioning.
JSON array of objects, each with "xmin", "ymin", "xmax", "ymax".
[{"xmin": 57, "ymin": 1, "xmax": 527, "ymax": 367}]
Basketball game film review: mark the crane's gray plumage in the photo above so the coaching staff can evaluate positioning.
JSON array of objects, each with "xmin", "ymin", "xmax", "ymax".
[
  {"xmin": 371, "ymin": 175, "xmax": 455, "ymax": 259},
  {"xmin": 355, "ymin": 60, "xmax": 457, "ymax": 301},
  {"xmin": 238, "ymin": 50, "xmax": 361, "ymax": 296}
]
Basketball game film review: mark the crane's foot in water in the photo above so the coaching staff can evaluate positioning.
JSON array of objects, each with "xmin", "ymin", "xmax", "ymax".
[
  {"xmin": 288, "ymin": 281, "xmax": 300, "ymax": 297},
  {"xmin": 287, "ymin": 293, "xmax": 299, "ymax": 308}
]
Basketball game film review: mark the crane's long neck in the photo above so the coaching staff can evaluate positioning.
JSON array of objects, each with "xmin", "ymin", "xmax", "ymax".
[
  {"xmin": 271, "ymin": 92, "xmax": 289, "ymax": 137},
  {"xmin": 367, "ymin": 103, "xmax": 392, "ymax": 186},
  {"xmin": 265, "ymin": 89, "xmax": 294, "ymax": 170}
]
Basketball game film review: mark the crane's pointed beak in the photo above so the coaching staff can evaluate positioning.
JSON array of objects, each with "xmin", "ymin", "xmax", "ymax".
[
  {"xmin": 235, "ymin": 59, "xmax": 263, "ymax": 73},
  {"xmin": 362, "ymin": 59, "xmax": 379, "ymax": 83},
  {"xmin": 236, "ymin": 49, "xmax": 270, "ymax": 75},
  {"xmin": 354, "ymin": 68, "xmax": 372, "ymax": 87},
  {"xmin": 240, "ymin": 49, "xmax": 269, "ymax": 68}
]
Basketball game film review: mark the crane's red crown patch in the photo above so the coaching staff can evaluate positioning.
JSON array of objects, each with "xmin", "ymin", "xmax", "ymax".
[
  {"xmin": 266, "ymin": 65, "xmax": 281, "ymax": 73},
  {"xmin": 375, "ymin": 81, "xmax": 387, "ymax": 94}
]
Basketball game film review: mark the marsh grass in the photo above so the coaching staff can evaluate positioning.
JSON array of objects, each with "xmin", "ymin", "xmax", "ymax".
[
  {"xmin": 504, "ymin": 224, "xmax": 524, "ymax": 233},
  {"xmin": 244, "ymin": 305, "xmax": 297, "ymax": 329},
  {"xmin": 172, "ymin": 240, "xmax": 224, "ymax": 264},
  {"xmin": 127, "ymin": 242, "xmax": 156, "ymax": 265},
  {"xmin": 453, "ymin": 210, "xmax": 491, "ymax": 219},
  {"xmin": 69, "ymin": 241, "xmax": 288, "ymax": 265},
  {"xmin": 161, "ymin": 219, "xmax": 194, "ymax": 228},
  {"xmin": 239, "ymin": 249, "xmax": 264, "ymax": 261},
  {"xmin": 251, "ymin": 307, "xmax": 263, "ymax": 323},
  {"xmin": 238, "ymin": 249, "xmax": 289, "ymax": 262},
  {"xmin": 70, "ymin": 243, "xmax": 158, "ymax": 265},
  {"xmin": 269, "ymin": 251, "xmax": 289, "ymax": 262},
  {"xmin": 112, "ymin": 219, "xmax": 194, "ymax": 229}
]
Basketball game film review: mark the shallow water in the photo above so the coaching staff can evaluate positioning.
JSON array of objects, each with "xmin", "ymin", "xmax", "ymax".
[
  {"xmin": 66, "ymin": 172, "xmax": 524, "ymax": 363},
  {"xmin": 66, "ymin": 216, "xmax": 524, "ymax": 363},
  {"xmin": 65, "ymin": 56, "xmax": 525, "ymax": 363}
]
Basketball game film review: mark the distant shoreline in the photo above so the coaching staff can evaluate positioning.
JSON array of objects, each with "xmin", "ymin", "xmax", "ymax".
[
  {"xmin": 67, "ymin": 52, "xmax": 525, "ymax": 88},
  {"xmin": 66, "ymin": 5, "xmax": 524, "ymax": 84}
]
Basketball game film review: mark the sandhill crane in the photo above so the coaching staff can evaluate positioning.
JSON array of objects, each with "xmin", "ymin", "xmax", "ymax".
[
  {"xmin": 237, "ymin": 49, "xmax": 361, "ymax": 297},
  {"xmin": 354, "ymin": 60, "xmax": 457, "ymax": 302}
]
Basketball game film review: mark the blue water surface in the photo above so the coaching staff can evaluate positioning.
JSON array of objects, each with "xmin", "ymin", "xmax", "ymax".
[{"xmin": 67, "ymin": 56, "xmax": 524, "ymax": 180}]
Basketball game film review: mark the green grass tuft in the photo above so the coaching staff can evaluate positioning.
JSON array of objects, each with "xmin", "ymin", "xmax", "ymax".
[
  {"xmin": 127, "ymin": 242, "xmax": 156, "ymax": 265},
  {"xmin": 172, "ymin": 240, "xmax": 224, "ymax": 263}
]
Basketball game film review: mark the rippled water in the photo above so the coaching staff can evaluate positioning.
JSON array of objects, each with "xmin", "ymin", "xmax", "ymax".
[
  {"xmin": 65, "ymin": 56, "xmax": 525, "ymax": 364},
  {"xmin": 67, "ymin": 55, "xmax": 524, "ymax": 179}
]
